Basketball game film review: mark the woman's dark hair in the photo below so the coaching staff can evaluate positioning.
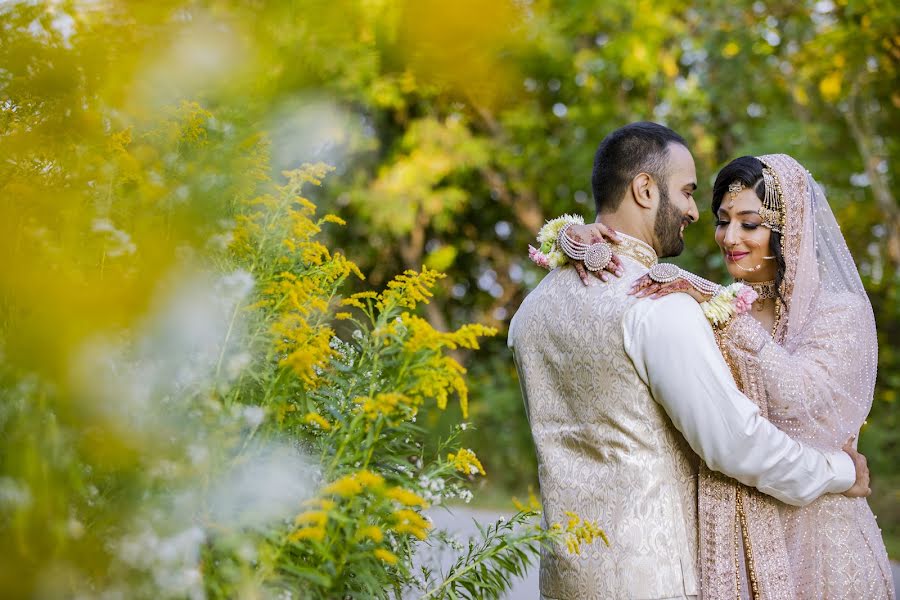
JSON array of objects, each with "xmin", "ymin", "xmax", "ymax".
[{"xmin": 711, "ymin": 156, "xmax": 786, "ymax": 299}]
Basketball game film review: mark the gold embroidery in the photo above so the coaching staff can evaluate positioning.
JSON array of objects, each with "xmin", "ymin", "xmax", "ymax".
[
  {"xmin": 737, "ymin": 490, "xmax": 761, "ymax": 600},
  {"xmin": 614, "ymin": 232, "xmax": 657, "ymax": 269}
]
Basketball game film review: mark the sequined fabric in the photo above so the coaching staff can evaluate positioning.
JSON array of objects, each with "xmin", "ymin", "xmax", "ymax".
[
  {"xmin": 699, "ymin": 338, "xmax": 796, "ymax": 600},
  {"xmin": 705, "ymin": 154, "xmax": 895, "ymax": 599},
  {"xmin": 509, "ymin": 239, "xmax": 701, "ymax": 599}
]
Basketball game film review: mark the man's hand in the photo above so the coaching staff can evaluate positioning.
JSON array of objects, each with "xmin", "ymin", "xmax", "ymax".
[
  {"xmin": 565, "ymin": 222, "xmax": 624, "ymax": 285},
  {"xmin": 842, "ymin": 437, "xmax": 871, "ymax": 498}
]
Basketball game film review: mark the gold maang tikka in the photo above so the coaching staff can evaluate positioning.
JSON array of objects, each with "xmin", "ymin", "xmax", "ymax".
[{"xmin": 727, "ymin": 181, "xmax": 743, "ymax": 208}]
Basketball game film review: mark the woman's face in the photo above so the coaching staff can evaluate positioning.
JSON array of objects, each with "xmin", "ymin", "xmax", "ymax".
[{"xmin": 714, "ymin": 187, "xmax": 778, "ymax": 282}]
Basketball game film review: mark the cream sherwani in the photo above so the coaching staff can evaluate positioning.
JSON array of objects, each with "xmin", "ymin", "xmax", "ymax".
[{"xmin": 507, "ymin": 234, "xmax": 855, "ymax": 600}]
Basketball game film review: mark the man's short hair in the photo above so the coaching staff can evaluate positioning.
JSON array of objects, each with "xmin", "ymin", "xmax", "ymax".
[{"xmin": 591, "ymin": 122, "xmax": 688, "ymax": 214}]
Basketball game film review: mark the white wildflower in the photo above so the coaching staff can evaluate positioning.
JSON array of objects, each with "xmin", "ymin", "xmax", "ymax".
[
  {"xmin": 92, "ymin": 218, "xmax": 137, "ymax": 257},
  {"xmin": 225, "ymin": 352, "xmax": 252, "ymax": 379},
  {"xmin": 67, "ymin": 517, "xmax": 85, "ymax": 539},
  {"xmin": 242, "ymin": 405, "xmax": 265, "ymax": 428},
  {"xmin": 0, "ymin": 478, "xmax": 31, "ymax": 508}
]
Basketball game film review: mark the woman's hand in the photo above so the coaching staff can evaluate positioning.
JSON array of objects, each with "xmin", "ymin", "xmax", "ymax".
[
  {"xmin": 564, "ymin": 222, "xmax": 624, "ymax": 285},
  {"xmin": 628, "ymin": 273, "xmax": 715, "ymax": 304}
]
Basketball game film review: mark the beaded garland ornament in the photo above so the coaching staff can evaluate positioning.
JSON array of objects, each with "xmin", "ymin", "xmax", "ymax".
[
  {"xmin": 556, "ymin": 223, "xmax": 613, "ymax": 272},
  {"xmin": 528, "ymin": 214, "xmax": 588, "ymax": 270},
  {"xmin": 648, "ymin": 263, "xmax": 758, "ymax": 328}
]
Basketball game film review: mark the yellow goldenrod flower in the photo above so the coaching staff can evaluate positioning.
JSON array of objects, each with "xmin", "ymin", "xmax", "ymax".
[
  {"xmin": 402, "ymin": 314, "xmax": 446, "ymax": 353},
  {"xmin": 322, "ymin": 469, "xmax": 384, "ymax": 498},
  {"xmin": 376, "ymin": 267, "xmax": 446, "ymax": 311},
  {"xmin": 277, "ymin": 324, "xmax": 336, "ymax": 387},
  {"xmin": 447, "ymin": 448, "xmax": 486, "ymax": 476},
  {"xmin": 340, "ymin": 297, "xmax": 367, "ymax": 309},
  {"xmin": 512, "ymin": 487, "xmax": 541, "ymax": 513},
  {"xmin": 373, "ymin": 548, "xmax": 398, "ymax": 565},
  {"xmin": 302, "ymin": 497, "xmax": 336, "ymax": 511},
  {"xmin": 350, "ymin": 291, "xmax": 378, "ymax": 300},
  {"xmin": 335, "ymin": 312, "xmax": 352, "ymax": 320},
  {"xmin": 340, "ymin": 290, "xmax": 378, "ymax": 311},
  {"xmin": 294, "ymin": 510, "xmax": 328, "ymax": 527},
  {"xmin": 409, "ymin": 355, "xmax": 469, "ymax": 417},
  {"xmin": 355, "ymin": 469, "xmax": 385, "ymax": 489},
  {"xmin": 288, "ymin": 526, "xmax": 325, "ymax": 543},
  {"xmin": 303, "ymin": 412, "xmax": 332, "ymax": 431},
  {"xmin": 356, "ymin": 525, "xmax": 384, "ymax": 543},
  {"xmin": 393, "ymin": 523, "xmax": 429, "ymax": 540},
  {"xmin": 295, "ymin": 196, "xmax": 318, "ymax": 214},
  {"xmin": 356, "ymin": 392, "xmax": 416, "ymax": 421},
  {"xmin": 322, "ymin": 474, "xmax": 363, "ymax": 498},
  {"xmin": 334, "ymin": 253, "xmax": 365, "ymax": 281},
  {"xmin": 300, "ymin": 240, "xmax": 330, "ymax": 266},
  {"xmin": 320, "ymin": 214, "xmax": 346, "ymax": 226},
  {"xmin": 403, "ymin": 316, "xmax": 499, "ymax": 354},
  {"xmin": 384, "ymin": 486, "xmax": 429, "ymax": 508},
  {"xmin": 449, "ymin": 323, "xmax": 498, "ymax": 350},
  {"xmin": 391, "ymin": 508, "xmax": 432, "ymax": 539},
  {"xmin": 554, "ymin": 511, "xmax": 608, "ymax": 556}
]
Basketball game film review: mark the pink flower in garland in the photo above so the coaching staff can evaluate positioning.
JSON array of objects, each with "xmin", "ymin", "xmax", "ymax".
[
  {"xmin": 733, "ymin": 286, "xmax": 758, "ymax": 315},
  {"xmin": 528, "ymin": 245, "xmax": 551, "ymax": 269}
]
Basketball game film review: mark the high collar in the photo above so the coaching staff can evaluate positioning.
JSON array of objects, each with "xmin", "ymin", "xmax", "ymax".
[{"xmin": 614, "ymin": 231, "xmax": 658, "ymax": 269}]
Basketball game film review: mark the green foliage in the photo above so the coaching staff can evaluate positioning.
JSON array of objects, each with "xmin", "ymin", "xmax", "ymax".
[
  {"xmin": 1, "ymin": 5, "xmax": 898, "ymax": 594},
  {"xmin": 420, "ymin": 512, "xmax": 546, "ymax": 600}
]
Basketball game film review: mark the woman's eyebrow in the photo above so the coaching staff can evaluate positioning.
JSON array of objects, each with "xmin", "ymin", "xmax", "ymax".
[{"xmin": 717, "ymin": 209, "xmax": 760, "ymax": 217}]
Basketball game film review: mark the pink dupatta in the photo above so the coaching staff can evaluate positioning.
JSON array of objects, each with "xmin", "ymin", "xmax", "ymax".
[{"xmin": 699, "ymin": 154, "xmax": 892, "ymax": 599}]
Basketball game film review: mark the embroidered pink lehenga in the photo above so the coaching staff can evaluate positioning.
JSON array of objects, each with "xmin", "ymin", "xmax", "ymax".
[{"xmin": 700, "ymin": 154, "xmax": 895, "ymax": 599}]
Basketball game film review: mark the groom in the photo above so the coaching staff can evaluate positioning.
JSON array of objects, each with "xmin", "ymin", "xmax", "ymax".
[{"xmin": 507, "ymin": 122, "xmax": 870, "ymax": 600}]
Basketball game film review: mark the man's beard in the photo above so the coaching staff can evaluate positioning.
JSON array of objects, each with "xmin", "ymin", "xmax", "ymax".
[{"xmin": 654, "ymin": 185, "xmax": 685, "ymax": 258}]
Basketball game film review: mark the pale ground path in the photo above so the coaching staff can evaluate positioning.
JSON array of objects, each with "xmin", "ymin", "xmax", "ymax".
[
  {"xmin": 433, "ymin": 506, "xmax": 900, "ymax": 599},
  {"xmin": 425, "ymin": 507, "xmax": 539, "ymax": 599}
]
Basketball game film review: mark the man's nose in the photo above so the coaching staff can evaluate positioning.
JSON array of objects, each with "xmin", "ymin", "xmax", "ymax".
[{"xmin": 687, "ymin": 198, "xmax": 699, "ymax": 223}]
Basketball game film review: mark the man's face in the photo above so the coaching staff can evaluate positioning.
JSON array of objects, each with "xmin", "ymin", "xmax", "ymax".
[{"xmin": 653, "ymin": 143, "xmax": 698, "ymax": 258}]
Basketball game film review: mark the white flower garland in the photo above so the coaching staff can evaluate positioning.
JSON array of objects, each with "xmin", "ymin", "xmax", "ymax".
[
  {"xmin": 700, "ymin": 282, "xmax": 758, "ymax": 328},
  {"xmin": 528, "ymin": 214, "xmax": 584, "ymax": 270}
]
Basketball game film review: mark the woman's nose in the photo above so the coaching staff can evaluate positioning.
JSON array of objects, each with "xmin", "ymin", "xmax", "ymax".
[{"xmin": 722, "ymin": 224, "xmax": 739, "ymax": 247}]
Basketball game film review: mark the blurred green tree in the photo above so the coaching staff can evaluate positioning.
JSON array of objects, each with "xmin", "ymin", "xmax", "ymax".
[{"xmin": 2, "ymin": 0, "xmax": 897, "ymax": 558}]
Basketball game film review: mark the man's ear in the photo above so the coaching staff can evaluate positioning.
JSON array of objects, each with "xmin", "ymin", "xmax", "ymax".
[{"xmin": 630, "ymin": 173, "xmax": 656, "ymax": 209}]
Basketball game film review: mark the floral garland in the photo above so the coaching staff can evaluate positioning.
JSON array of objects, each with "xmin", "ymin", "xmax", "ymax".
[
  {"xmin": 700, "ymin": 283, "xmax": 758, "ymax": 328},
  {"xmin": 528, "ymin": 214, "xmax": 584, "ymax": 269}
]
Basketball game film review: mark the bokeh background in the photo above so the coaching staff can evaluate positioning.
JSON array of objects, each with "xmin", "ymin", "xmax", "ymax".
[{"xmin": 2, "ymin": 0, "xmax": 898, "ymax": 588}]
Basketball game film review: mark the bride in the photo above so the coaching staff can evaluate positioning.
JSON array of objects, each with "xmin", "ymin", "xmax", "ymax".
[{"xmin": 559, "ymin": 154, "xmax": 894, "ymax": 598}]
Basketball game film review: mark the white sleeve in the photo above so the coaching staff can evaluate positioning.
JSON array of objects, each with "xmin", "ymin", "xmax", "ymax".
[{"xmin": 623, "ymin": 293, "xmax": 855, "ymax": 507}]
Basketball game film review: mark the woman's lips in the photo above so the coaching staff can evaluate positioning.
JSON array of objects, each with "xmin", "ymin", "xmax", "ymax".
[{"xmin": 725, "ymin": 251, "xmax": 750, "ymax": 262}]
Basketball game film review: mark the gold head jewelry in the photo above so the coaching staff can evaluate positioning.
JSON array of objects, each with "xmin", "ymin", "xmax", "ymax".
[
  {"xmin": 758, "ymin": 164, "xmax": 784, "ymax": 233},
  {"xmin": 727, "ymin": 181, "xmax": 742, "ymax": 208}
]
